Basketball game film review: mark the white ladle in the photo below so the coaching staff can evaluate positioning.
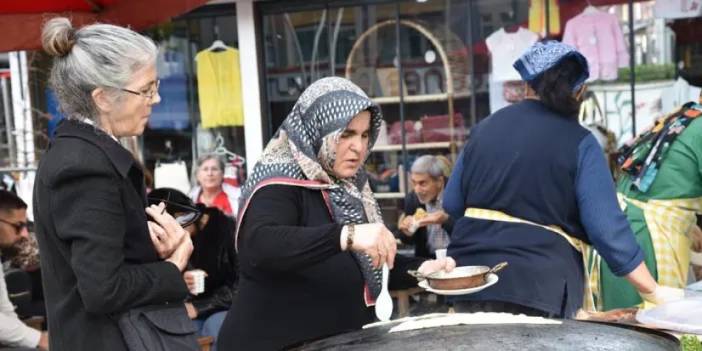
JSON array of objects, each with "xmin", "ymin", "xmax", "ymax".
[{"xmin": 375, "ymin": 263, "xmax": 393, "ymax": 322}]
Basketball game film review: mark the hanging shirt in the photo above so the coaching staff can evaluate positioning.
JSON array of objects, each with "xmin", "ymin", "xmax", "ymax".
[
  {"xmin": 528, "ymin": 0, "xmax": 561, "ymax": 37},
  {"xmin": 486, "ymin": 27, "xmax": 539, "ymax": 82},
  {"xmin": 562, "ymin": 10, "xmax": 629, "ymax": 81},
  {"xmin": 654, "ymin": 0, "xmax": 702, "ymax": 19},
  {"xmin": 195, "ymin": 47, "xmax": 244, "ymax": 128}
]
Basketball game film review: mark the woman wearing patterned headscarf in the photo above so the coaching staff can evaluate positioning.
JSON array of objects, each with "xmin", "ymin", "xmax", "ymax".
[
  {"xmin": 443, "ymin": 41, "xmax": 679, "ymax": 318},
  {"xmin": 217, "ymin": 77, "xmax": 454, "ymax": 350}
]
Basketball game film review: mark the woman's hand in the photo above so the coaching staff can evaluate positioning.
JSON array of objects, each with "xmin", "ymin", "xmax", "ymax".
[
  {"xmin": 639, "ymin": 284, "xmax": 684, "ymax": 305},
  {"xmin": 343, "ymin": 223, "xmax": 397, "ymax": 269},
  {"xmin": 146, "ymin": 203, "xmax": 188, "ymax": 259},
  {"xmin": 417, "ymin": 257, "xmax": 456, "ymax": 276},
  {"xmin": 184, "ymin": 302, "xmax": 197, "ymax": 320}
]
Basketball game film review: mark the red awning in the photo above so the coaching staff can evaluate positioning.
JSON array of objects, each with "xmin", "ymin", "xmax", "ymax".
[{"xmin": 0, "ymin": 0, "xmax": 211, "ymax": 52}]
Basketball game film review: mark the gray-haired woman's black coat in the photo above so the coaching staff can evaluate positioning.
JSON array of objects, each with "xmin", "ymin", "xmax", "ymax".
[{"xmin": 33, "ymin": 120, "xmax": 189, "ymax": 351}]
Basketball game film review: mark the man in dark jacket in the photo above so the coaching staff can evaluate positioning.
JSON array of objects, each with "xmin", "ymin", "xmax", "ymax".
[{"xmin": 398, "ymin": 155, "xmax": 454, "ymax": 258}]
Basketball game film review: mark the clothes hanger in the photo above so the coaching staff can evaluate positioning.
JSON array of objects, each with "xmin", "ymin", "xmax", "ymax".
[
  {"xmin": 583, "ymin": 0, "xmax": 599, "ymax": 15},
  {"xmin": 208, "ymin": 22, "xmax": 228, "ymax": 52},
  {"xmin": 212, "ymin": 133, "xmax": 246, "ymax": 165}
]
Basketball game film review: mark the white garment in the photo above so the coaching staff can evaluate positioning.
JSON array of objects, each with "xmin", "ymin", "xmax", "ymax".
[
  {"xmin": 488, "ymin": 77, "xmax": 509, "ymax": 113},
  {"xmin": 485, "ymin": 27, "xmax": 539, "ymax": 82},
  {"xmin": 660, "ymin": 77, "xmax": 702, "ymax": 114},
  {"xmin": 375, "ymin": 120, "xmax": 389, "ymax": 146},
  {"xmin": 15, "ymin": 172, "xmax": 35, "ymax": 222},
  {"xmin": 0, "ymin": 264, "xmax": 41, "ymax": 348},
  {"xmin": 654, "ymin": 0, "xmax": 702, "ymax": 19},
  {"xmin": 154, "ymin": 161, "xmax": 191, "ymax": 195}
]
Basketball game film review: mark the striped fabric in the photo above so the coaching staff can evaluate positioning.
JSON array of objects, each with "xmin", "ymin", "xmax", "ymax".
[{"xmin": 614, "ymin": 194, "xmax": 700, "ymax": 288}]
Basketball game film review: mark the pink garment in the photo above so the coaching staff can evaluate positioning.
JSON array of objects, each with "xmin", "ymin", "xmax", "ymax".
[{"xmin": 562, "ymin": 10, "xmax": 629, "ymax": 81}]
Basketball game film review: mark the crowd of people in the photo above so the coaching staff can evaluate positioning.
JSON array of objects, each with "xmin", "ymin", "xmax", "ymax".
[{"xmin": 0, "ymin": 15, "xmax": 701, "ymax": 351}]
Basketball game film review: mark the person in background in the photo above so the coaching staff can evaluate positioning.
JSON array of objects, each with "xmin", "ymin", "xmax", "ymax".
[
  {"xmin": 397, "ymin": 155, "xmax": 454, "ymax": 258},
  {"xmin": 148, "ymin": 188, "xmax": 237, "ymax": 350},
  {"xmin": 34, "ymin": 17, "xmax": 193, "ymax": 351},
  {"xmin": 0, "ymin": 191, "xmax": 48, "ymax": 351},
  {"xmin": 443, "ymin": 41, "xmax": 681, "ymax": 318},
  {"xmin": 189, "ymin": 154, "xmax": 241, "ymax": 217},
  {"xmin": 217, "ymin": 77, "xmax": 454, "ymax": 350},
  {"xmin": 596, "ymin": 90, "xmax": 702, "ymax": 310}
]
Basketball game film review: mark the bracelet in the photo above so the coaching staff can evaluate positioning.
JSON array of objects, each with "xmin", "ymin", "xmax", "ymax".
[{"xmin": 346, "ymin": 224, "xmax": 355, "ymax": 250}]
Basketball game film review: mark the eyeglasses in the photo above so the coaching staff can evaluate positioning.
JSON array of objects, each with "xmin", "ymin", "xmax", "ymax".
[
  {"xmin": 0, "ymin": 218, "xmax": 28, "ymax": 235},
  {"xmin": 118, "ymin": 80, "xmax": 160, "ymax": 100},
  {"xmin": 147, "ymin": 195, "xmax": 202, "ymax": 228}
]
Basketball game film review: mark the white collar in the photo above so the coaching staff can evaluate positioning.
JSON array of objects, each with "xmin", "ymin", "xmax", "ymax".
[{"xmin": 81, "ymin": 118, "xmax": 119, "ymax": 142}]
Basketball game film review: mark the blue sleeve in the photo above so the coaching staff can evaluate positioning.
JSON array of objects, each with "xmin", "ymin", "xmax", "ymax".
[
  {"xmin": 443, "ymin": 149, "xmax": 466, "ymax": 220},
  {"xmin": 576, "ymin": 134, "xmax": 644, "ymax": 276}
]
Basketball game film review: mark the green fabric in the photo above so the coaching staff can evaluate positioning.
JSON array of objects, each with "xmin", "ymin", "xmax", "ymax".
[
  {"xmin": 600, "ymin": 116, "xmax": 702, "ymax": 310},
  {"xmin": 599, "ymin": 204, "xmax": 657, "ymax": 310},
  {"xmin": 617, "ymin": 116, "xmax": 702, "ymax": 201}
]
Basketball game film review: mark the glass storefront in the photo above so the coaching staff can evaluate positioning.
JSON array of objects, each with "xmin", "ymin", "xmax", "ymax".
[{"xmin": 257, "ymin": 0, "xmax": 699, "ymax": 226}]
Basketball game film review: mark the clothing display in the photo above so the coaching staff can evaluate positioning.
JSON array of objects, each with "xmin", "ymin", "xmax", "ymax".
[
  {"xmin": 528, "ymin": 0, "xmax": 561, "ymax": 37},
  {"xmin": 654, "ymin": 0, "xmax": 702, "ymax": 19},
  {"xmin": 595, "ymin": 104, "xmax": 702, "ymax": 310},
  {"xmin": 486, "ymin": 27, "xmax": 539, "ymax": 82},
  {"xmin": 149, "ymin": 48, "xmax": 190, "ymax": 130},
  {"xmin": 562, "ymin": 7, "xmax": 629, "ymax": 81},
  {"xmin": 661, "ymin": 77, "xmax": 702, "ymax": 114},
  {"xmin": 489, "ymin": 78, "xmax": 509, "ymax": 113},
  {"xmin": 154, "ymin": 161, "xmax": 190, "ymax": 195},
  {"xmin": 443, "ymin": 100, "xmax": 643, "ymax": 317},
  {"xmin": 195, "ymin": 47, "xmax": 244, "ymax": 128}
]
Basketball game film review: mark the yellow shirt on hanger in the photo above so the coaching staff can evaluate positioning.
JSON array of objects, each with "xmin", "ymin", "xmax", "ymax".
[
  {"xmin": 195, "ymin": 47, "xmax": 244, "ymax": 127},
  {"xmin": 529, "ymin": 0, "xmax": 561, "ymax": 37}
]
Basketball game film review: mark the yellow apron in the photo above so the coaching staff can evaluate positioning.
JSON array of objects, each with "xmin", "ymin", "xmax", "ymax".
[
  {"xmin": 613, "ymin": 194, "xmax": 699, "ymax": 288},
  {"xmin": 465, "ymin": 208, "xmax": 597, "ymax": 312}
]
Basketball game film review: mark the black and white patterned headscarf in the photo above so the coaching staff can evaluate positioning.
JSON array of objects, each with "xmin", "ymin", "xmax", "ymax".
[{"xmin": 237, "ymin": 77, "xmax": 384, "ymax": 304}]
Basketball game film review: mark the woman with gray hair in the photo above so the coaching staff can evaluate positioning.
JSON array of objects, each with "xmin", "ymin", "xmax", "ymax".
[
  {"xmin": 189, "ymin": 154, "xmax": 241, "ymax": 217},
  {"xmin": 34, "ymin": 18, "xmax": 194, "ymax": 351}
]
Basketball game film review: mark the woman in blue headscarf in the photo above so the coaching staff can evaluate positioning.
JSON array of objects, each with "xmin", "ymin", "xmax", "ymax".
[{"xmin": 443, "ymin": 41, "xmax": 681, "ymax": 318}]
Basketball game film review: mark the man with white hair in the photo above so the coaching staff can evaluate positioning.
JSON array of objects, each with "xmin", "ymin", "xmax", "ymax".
[{"xmin": 398, "ymin": 155, "xmax": 454, "ymax": 258}]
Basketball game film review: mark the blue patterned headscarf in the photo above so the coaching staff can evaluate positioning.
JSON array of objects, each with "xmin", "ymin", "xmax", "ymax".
[{"xmin": 513, "ymin": 40, "xmax": 589, "ymax": 92}]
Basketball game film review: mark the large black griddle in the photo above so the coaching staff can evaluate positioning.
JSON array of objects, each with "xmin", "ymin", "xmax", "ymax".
[{"xmin": 290, "ymin": 318, "xmax": 679, "ymax": 351}]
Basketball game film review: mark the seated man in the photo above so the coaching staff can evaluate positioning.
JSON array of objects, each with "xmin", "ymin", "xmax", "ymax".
[
  {"xmin": 0, "ymin": 190, "xmax": 48, "ymax": 350},
  {"xmin": 398, "ymin": 155, "xmax": 454, "ymax": 259}
]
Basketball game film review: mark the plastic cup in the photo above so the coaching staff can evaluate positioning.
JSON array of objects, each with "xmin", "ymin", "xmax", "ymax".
[
  {"xmin": 190, "ymin": 269, "xmax": 206, "ymax": 295},
  {"xmin": 435, "ymin": 249, "xmax": 447, "ymax": 260}
]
